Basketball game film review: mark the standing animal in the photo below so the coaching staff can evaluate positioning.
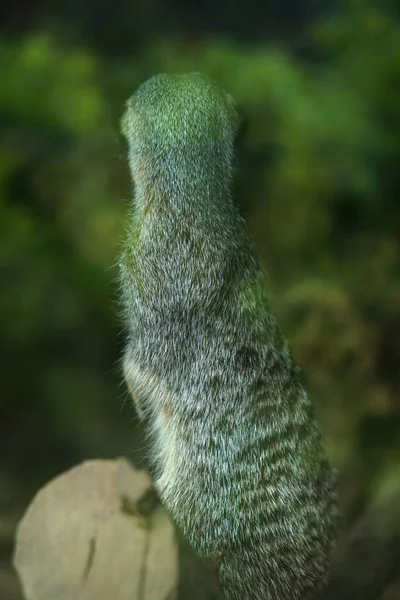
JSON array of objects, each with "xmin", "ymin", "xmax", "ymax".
[{"xmin": 119, "ymin": 72, "xmax": 337, "ymax": 599}]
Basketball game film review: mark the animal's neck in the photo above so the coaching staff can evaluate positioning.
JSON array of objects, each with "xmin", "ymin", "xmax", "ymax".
[{"xmin": 131, "ymin": 144, "xmax": 234, "ymax": 217}]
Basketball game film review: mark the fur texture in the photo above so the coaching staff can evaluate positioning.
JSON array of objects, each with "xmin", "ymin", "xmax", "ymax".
[{"xmin": 120, "ymin": 72, "xmax": 337, "ymax": 600}]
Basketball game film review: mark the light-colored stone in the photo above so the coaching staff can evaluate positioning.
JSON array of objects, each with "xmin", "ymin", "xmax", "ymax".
[
  {"xmin": 13, "ymin": 459, "xmax": 179, "ymax": 600},
  {"xmin": 144, "ymin": 507, "xmax": 178, "ymax": 600}
]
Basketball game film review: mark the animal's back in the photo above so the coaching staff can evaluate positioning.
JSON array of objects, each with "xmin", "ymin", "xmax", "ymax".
[
  {"xmin": 124, "ymin": 235, "xmax": 336, "ymax": 599},
  {"xmin": 156, "ymin": 272, "xmax": 336, "ymax": 600}
]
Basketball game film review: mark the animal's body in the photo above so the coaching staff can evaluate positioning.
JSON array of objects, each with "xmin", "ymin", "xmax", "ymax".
[{"xmin": 120, "ymin": 72, "xmax": 337, "ymax": 600}]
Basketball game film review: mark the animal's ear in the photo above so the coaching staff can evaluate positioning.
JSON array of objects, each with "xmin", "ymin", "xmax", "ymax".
[
  {"xmin": 221, "ymin": 89, "xmax": 242, "ymax": 136},
  {"xmin": 120, "ymin": 99, "xmax": 133, "ymax": 140},
  {"xmin": 235, "ymin": 105, "xmax": 249, "ymax": 152},
  {"xmin": 120, "ymin": 111, "xmax": 129, "ymax": 140}
]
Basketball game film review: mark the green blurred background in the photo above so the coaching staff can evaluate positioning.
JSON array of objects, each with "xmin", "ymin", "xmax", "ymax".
[{"xmin": 1, "ymin": 0, "xmax": 400, "ymax": 597}]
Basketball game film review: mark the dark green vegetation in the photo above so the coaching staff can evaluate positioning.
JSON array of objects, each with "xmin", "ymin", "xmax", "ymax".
[{"xmin": 1, "ymin": 1, "xmax": 400, "ymax": 597}]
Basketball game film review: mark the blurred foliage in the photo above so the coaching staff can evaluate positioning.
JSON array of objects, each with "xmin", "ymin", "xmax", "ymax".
[
  {"xmin": 1, "ymin": 0, "xmax": 399, "ymax": 537},
  {"xmin": 0, "ymin": 35, "xmax": 134, "ymax": 490}
]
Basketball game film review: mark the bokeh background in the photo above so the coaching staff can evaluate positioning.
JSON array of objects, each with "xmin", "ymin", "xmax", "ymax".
[{"xmin": 1, "ymin": 0, "xmax": 400, "ymax": 597}]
